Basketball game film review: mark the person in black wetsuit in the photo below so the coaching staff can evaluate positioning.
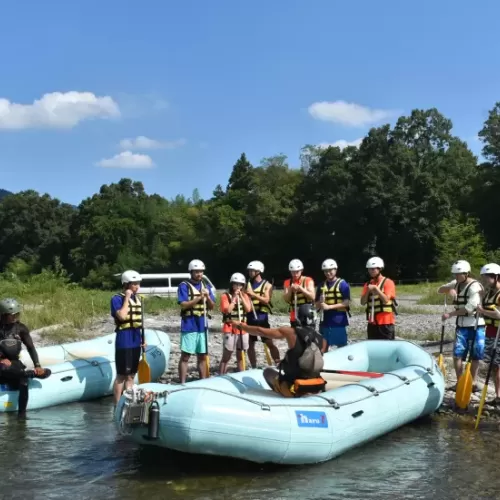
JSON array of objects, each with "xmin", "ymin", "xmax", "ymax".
[{"xmin": 0, "ymin": 298, "xmax": 51, "ymax": 417}]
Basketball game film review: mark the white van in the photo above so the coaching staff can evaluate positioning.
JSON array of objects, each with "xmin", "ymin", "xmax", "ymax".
[{"xmin": 137, "ymin": 273, "xmax": 216, "ymax": 297}]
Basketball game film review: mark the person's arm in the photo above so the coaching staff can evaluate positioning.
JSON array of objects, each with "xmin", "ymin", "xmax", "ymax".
[
  {"xmin": 375, "ymin": 279, "xmax": 395, "ymax": 305},
  {"xmin": 178, "ymin": 283, "xmax": 202, "ymax": 310},
  {"xmin": 241, "ymin": 293, "xmax": 252, "ymax": 313},
  {"xmin": 19, "ymin": 325, "xmax": 41, "ymax": 369},
  {"xmin": 220, "ymin": 293, "xmax": 234, "ymax": 314},
  {"xmin": 234, "ymin": 322, "xmax": 290, "ymax": 340},
  {"xmin": 314, "ymin": 286, "xmax": 322, "ymax": 310},
  {"xmin": 360, "ymin": 283, "xmax": 369, "ymax": 306},
  {"xmin": 444, "ymin": 283, "xmax": 482, "ymax": 319},
  {"xmin": 113, "ymin": 293, "xmax": 131, "ymax": 322},
  {"xmin": 283, "ymin": 280, "xmax": 293, "ymax": 304},
  {"xmin": 249, "ymin": 282, "xmax": 272, "ymax": 305},
  {"xmin": 438, "ymin": 280, "xmax": 457, "ymax": 295},
  {"xmin": 204, "ymin": 286, "xmax": 216, "ymax": 310}
]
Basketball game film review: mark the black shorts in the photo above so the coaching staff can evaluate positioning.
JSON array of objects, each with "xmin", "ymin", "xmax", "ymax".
[
  {"xmin": 247, "ymin": 317, "xmax": 270, "ymax": 343},
  {"xmin": 115, "ymin": 347, "xmax": 141, "ymax": 376},
  {"xmin": 367, "ymin": 324, "xmax": 395, "ymax": 340}
]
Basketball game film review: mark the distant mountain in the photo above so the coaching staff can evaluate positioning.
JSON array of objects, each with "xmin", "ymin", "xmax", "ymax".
[{"xmin": 0, "ymin": 188, "xmax": 12, "ymax": 200}]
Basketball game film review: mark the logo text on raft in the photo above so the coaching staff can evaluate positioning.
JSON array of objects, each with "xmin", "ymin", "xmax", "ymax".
[{"xmin": 295, "ymin": 411, "xmax": 328, "ymax": 428}]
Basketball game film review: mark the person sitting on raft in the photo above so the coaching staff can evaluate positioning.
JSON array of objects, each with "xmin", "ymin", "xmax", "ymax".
[
  {"xmin": 231, "ymin": 304, "xmax": 327, "ymax": 398},
  {"xmin": 219, "ymin": 272, "xmax": 252, "ymax": 375},
  {"xmin": 0, "ymin": 298, "xmax": 51, "ymax": 417}
]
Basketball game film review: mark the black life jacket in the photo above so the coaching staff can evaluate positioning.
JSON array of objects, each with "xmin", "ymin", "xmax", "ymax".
[
  {"xmin": 279, "ymin": 326, "xmax": 324, "ymax": 383},
  {"xmin": 0, "ymin": 323, "xmax": 23, "ymax": 360}
]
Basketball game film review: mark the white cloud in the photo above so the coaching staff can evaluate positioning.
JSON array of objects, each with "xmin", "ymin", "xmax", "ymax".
[
  {"xmin": 0, "ymin": 91, "xmax": 120, "ymax": 130},
  {"xmin": 119, "ymin": 136, "xmax": 186, "ymax": 150},
  {"xmin": 318, "ymin": 138, "xmax": 363, "ymax": 150},
  {"xmin": 95, "ymin": 151, "xmax": 155, "ymax": 169},
  {"xmin": 308, "ymin": 100, "xmax": 394, "ymax": 127}
]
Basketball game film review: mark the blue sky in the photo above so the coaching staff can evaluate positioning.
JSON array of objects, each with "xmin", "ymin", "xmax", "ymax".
[{"xmin": 0, "ymin": 0, "xmax": 498, "ymax": 205}]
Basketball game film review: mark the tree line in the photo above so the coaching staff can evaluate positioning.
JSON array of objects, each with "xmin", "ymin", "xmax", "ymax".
[{"xmin": 2, "ymin": 103, "xmax": 500, "ymax": 289}]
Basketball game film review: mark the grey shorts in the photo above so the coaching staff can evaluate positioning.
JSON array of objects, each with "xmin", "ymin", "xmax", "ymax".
[
  {"xmin": 484, "ymin": 337, "xmax": 500, "ymax": 366},
  {"xmin": 223, "ymin": 333, "xmax": 249, "ymax": 351}
]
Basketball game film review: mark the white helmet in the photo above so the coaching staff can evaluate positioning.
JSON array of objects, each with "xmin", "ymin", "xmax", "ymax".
[
  {"xmin": 247, "ymin": 260, "xmax": 264, "ymax": 273},
  {"xmin": 230, "ymin": 272, "xmax": 246, "ymax": 284},
  {"xmin": 366, "ymin": 257, "xmax": 384, "ymax": 269},
  {"xmin": 121, "ymin": 270, "xmax": 142, "ymax": 284},
  {"xmin": 451, "ymin": 260, "xmax": 471, "ymax": 274},
  {"xmin": 188, "ymin": 259, "xmax": 205, "ymax": 271},
  {"xmin": 480, "ymin": 263, "xmax": 500, "ymax": 275},
  {"xmin": 289, "ymin": 259, "xmax": 304, "ymax": 272},
  {"xmin": 322, "ymin": 258, "xmax": 338, "ymax": 270}
]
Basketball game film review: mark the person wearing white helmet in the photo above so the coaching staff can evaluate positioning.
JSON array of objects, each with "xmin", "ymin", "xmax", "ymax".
[
  {"xmin": 315, "ymin": 259, "xmax": 351, "ymax": 350},
  {"xmin": 245, "ymin": 260, "xmax": 280, "ymax": 367},
  {"xmin": 111, "ymin": 269, "xmax": 145, "ymax": 404},
  {"xmin": 438, "ymin": 260, "xmax": 485, "ymax": 391},
  {"xmin": 218, "ymin": 272, "xmax": 252, "ymax": 375},
  {"xmin": 283, "ymin": 259, "xmax": 315, "ymax": 327},
  {"xmin": 177, "ymin": 259, "xmax": 216, "ymax": 383},
  {"xmin": 360, "ymin": 256, "xmax": 397, "ymax": 340},
  {"xmin": 477, "ymin": 263, "xmax": 500, "ymax": 405}
]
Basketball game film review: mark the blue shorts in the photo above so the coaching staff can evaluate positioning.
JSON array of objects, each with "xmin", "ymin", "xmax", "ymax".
[
  {"xmin": 453, "ymin": 326, "xmax": 485, "ymax": 360},
  {"xmin": 181, "ymin": 331, "xmax": 207, "ymax": 355},
  {"xmin": 320, "ymin": 326, "xmax": 348, "ymax": 347}
]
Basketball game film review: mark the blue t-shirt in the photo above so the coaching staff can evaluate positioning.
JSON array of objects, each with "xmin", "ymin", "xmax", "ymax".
[
  {"xmin": 315, "ymin": 279, "xmax": 351, "ymax": 327},
  {"xmin": 177, "ymin": 280, "xmax": 216, "ymax": 333},
  {"xmin": 111, "ymin": 294, "xmax": 142, "ymax": 349}
]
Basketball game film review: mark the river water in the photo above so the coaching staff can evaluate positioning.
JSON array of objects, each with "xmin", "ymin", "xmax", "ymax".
[{"xmin": 1, "ymin": 399, "xmax": 499, "ymax": 500}]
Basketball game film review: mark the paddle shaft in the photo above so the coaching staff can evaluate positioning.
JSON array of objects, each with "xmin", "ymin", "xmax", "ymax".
[
  {"xmin": 322, "ymin": 369, "xmax": 383, "ymax": 378},
  {"xmin": 439, "ymin": 295, "xmax": 447, "ymax": 355},
  {"xmin": 237, "ymin": 295, "xmax": 246, "ymax": 370},
  {"xmin": 140, "ymin": 299, "xmax": 145, "ymax": 354}
]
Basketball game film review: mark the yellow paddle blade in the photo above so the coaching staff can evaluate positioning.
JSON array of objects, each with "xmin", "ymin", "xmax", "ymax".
[
  {"xmin": 264, "ymin": 344, "xmax": 273, "ymax": 366},
  {"xmin": 437, "ymin": 354, "xmax": 446, "ymax": 379},
  {"xmin": 475, "ymin": 384, "xmax": 489, "ymax": 429},
  {"xmin": 138, "ymin": 354, "xmax": 151, "ymax": 384},
  {"xmin": 455, "ymin": 364, "xmax": 473, "ymax": 409},
  {"xmin": 206, "ymin": 355, "xmax": 210, "ymax": 378}
]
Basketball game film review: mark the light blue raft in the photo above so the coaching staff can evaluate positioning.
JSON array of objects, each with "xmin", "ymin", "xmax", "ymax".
[
  {"xmin": 115, "ymin": 339, "xmax": 444, "ymax": 465},
  {"xmin": 1, "ymin": 329, "xmax": 171, "ymax": 412}
]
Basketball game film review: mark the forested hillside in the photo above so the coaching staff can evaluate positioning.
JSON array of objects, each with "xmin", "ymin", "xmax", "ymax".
[{"xmin": 2, "ymin": 103, "xmax": 500, "ymax": 288}]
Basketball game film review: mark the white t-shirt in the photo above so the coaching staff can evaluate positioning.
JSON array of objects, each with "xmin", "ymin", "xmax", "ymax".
[{"xmin": 443, "ymin": 279, "xmax": 485, "ymax": 327}]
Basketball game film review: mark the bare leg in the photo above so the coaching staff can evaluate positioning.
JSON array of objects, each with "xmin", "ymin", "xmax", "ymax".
[
  {"xmin": 453, "ymin": 357, "xmax": 463, "ymax": 380},
  {"xmin": 178, "ymin": 352, "xmax": 191, "ymax": 384},
  {"xmin": 248, "ymin": 340, "xmax": 257, "ymax": 368},
  {"xmin": 219, "ymin": 348, "xmax": 233, "ymax": 375},
  {"xmin": 113, "ymin": 374, "xmax": 127, "ymax": 404},
  {"xmin": 197, "ymin": 354, "xmax": 208, "ymax": 379},
  {"xmin": 471, "ymin": 360, "xmax": 480, "ymax": 384}
]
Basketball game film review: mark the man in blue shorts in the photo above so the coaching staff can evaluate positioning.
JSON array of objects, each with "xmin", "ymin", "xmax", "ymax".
[
  {"xmin": 177, "ymin": 259, "xmax": 216, "ymax": 384},
  {"xmin": 315, "ymin": 259, "xmax": 351, "ymax": 349},
  {"xmin": 439, "ymin": 259, "xmax": 485, "ymax": 392},
  {"xmin": 111, "ymin": 269, "xmax": 144, "ymax": 404}
]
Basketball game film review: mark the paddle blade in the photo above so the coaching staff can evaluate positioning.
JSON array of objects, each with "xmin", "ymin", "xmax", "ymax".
[
  {"xmin": 437, "ymin": 354, "xmax": 446, "ymax": 379},
  {"xmin": 455, "ymin": 364, "xmax": 473, "ymax": 409},
  {"xmin": 475, "ymin": 384, "xmax": 489, "ymax": 429},
  {"xmin": 138, "ymin": 354, "xmax": 151, "ymax": 384}
]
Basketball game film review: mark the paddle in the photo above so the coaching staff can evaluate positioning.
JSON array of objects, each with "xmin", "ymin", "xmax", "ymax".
[
  {"xmin": 437, "ymin": 295, "xmax": 447, "ymax": 378},
  {"xmin": 250, "ymin": 301, "xmax": 273, "ymax": 366},
  {"xmin": 237, "ymin": 295, "xmax": 246, "ymax": 371},
  {"xmin": 370, "ymin": 295, "xmax": 375, "ymax": 323},
  {"xmin": 475, "ymin": 323, "xmax": 500, "ymax": 429},
  {"xmin": 137, "ymin": 299, "xmax": 151, "ymax": 384},
  {"xmin": 455, "ymin": 314, "xmax": 479, "ymax": 409},
  {"xmin": 322, "ymin": 369, "xmax": 383, "ymax": 378},
  {"xmin": 203, "ymin": 297, "xmax": 210, "ymax": 378}
]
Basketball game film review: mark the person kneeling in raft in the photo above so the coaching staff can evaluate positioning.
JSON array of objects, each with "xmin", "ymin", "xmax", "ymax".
[{"xmin": 230, "ymin": 306, "xmax": 327, "ymax": 398}]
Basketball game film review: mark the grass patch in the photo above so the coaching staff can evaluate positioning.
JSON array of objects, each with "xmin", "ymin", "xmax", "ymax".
[{"xmin": 39, "ymin": 325, "xmax": 80, "ymax": 344}]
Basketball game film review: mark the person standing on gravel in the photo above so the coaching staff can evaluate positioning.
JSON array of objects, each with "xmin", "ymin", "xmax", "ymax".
[
  {"xmin": 245, "ymin": 260, "xmax": 281, "ymax": 367},
  {"xmin": 219, "ymin": 273, "xmax": 252, "ymax": 374},
  {"xmin": 315, "ymin": 259, "xmax": 351, "ymax": 349},
  {"xmin": 111, "ymin": 270, "xmax": 145, "ymax": 404},
  {"xmin": 438, "ymin": 260, "xmax": 485, "ymax": 392},
  {"xmin": 360, "ymin": 257, "xmax": 397, "ymax": 340},
  {"xmin": 476, "ymin": 263, "xmax": 500, "ymax": 404},
  {"xmin": 177, "ymin": 259, "xmax": 215, "ymax": 384},
  {"xmin": 283, "ymin": 259, "xmax": 315, "ymax": 327}
]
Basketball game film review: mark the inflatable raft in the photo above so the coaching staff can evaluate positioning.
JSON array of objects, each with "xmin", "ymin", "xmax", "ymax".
[
  {"xmin": 0, "ymin": 329, "xmax": 171, "ymax": 412},
  {"xmin": 115, "ymin": 339, "xmax": 444, "ymax": 465}
]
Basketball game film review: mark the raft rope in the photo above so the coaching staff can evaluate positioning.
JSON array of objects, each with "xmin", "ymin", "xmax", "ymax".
[{"xmin": 125, "ymin": 360, "xmax": 437, "ymax": 412}]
